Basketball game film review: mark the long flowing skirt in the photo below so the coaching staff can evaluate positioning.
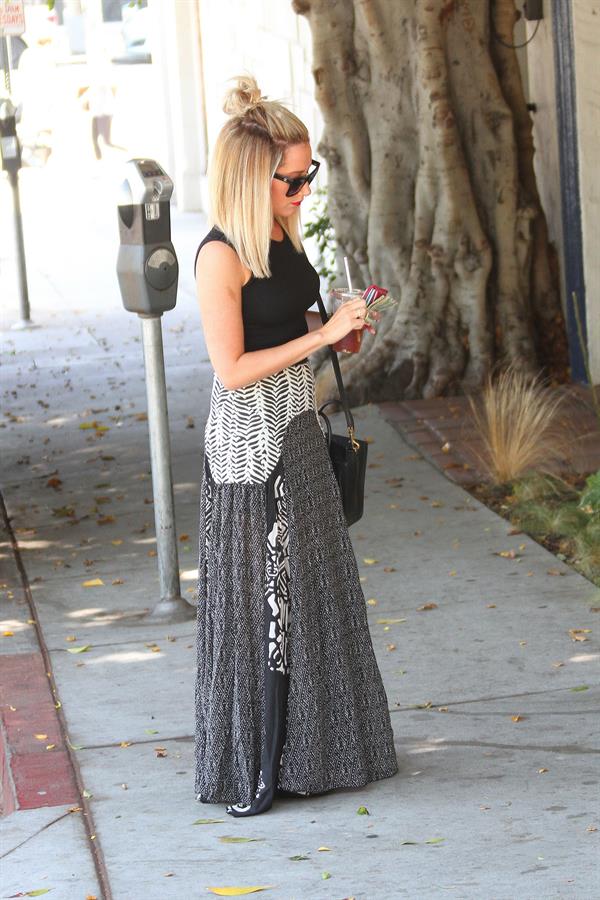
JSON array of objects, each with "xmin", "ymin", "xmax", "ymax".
[{"xmin": 194, "ymin": 358, "xmax": 398, "ymax": 805}]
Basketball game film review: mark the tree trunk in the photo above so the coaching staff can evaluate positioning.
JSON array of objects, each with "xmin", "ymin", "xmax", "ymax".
[{"xmin": 293, "ymin": 0, "xmax": 568, "ymax": 405}]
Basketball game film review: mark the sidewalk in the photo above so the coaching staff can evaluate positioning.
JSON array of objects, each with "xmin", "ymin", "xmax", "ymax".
[{"xmin": 1, "ymin": 162, "xmax": 599, "ymax": 899}]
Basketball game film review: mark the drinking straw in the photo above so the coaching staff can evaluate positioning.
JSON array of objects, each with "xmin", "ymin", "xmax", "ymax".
[{"xmin": 343, "ymin": 256, "xmax": 353, "ymax": 292}]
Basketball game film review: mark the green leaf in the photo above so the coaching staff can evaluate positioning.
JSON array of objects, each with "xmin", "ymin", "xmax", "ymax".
[
  {"xmin": 321, "ymin": 872, "xmax": 331, "ymax": 880},
  {"xmin": 144, "ymin": 728, "xmax": 159, "ymax": 734},
  {"xmin": 66, "ymin": 645, "xmax": 91, "ymax": 654},
  {"xmin": 26, "ymin": 888, "xmax": 52, "ymax": 895},
  {"xmin": 218, "ymin": 836, "xmax": 265, "ymax": 843},
  {"xmin": 357, "ymin": 805, "xmax": 369, "ymax": 815},
  {"xmin": 424, "ymin": 837, "xmax": 445, "ymax": 844},
  {"xmin": 570, "ymin": 684, "xmax": 589, "ymax": 691}
]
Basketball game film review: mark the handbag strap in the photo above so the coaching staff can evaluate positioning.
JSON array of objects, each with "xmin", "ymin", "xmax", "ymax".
[{"xmin": 316, "ymin": 294, "xmax": 360, "ymax": 450}]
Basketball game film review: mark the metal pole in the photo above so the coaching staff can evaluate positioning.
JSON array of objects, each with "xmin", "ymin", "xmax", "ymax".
[
  {"xmin": 139, "ymin": 313, "xmax": 194, "ymax": 622},
  {"xmin": 8, "ymin": 167, "xmax": 33, "ymax": 328}
]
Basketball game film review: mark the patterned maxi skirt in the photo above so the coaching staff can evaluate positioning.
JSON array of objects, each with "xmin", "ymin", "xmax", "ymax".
[{"xmin": 194, "ymin": 357, "xmax": 398, "ymax": 805}]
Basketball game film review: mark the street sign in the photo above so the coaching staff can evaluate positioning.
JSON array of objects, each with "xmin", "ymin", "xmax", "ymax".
[{"xmin": 0, "ymin": 1, "xmax": 25, "ymax": 37}]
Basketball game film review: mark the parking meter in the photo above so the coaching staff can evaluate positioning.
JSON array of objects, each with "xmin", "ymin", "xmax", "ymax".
[
  {"xmin": 115, "ymin": 159, "xmax": 193, "ymax": 623},
  {"xmin": 0, "ymin": 97, "xmax": 21, "ymax": 174},
  {"xmin": 116, "ymin": 158, "xmax": 178, "ymax": 315}
]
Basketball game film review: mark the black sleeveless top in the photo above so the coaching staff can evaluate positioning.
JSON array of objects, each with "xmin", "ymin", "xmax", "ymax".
[{"xmin": 194, "ymin": 225, "xmax": 321, "ymax": 353}]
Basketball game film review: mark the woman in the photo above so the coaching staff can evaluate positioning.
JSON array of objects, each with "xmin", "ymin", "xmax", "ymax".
[{"xmin": 194, "ymin": 75, "xmax": 398, "ymax": 818}]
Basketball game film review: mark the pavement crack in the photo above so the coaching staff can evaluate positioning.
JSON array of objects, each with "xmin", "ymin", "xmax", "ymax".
[
  {"xmin": 0, "ymin": 809, "xmax": 72, "ymax": 860},
  {"xmin": 402, "ymin": 737, "xmax": 599, "ymax": 755},
  {"xmin": 390, "ymin": 684, "xmax": 599, "ymax": 711}
]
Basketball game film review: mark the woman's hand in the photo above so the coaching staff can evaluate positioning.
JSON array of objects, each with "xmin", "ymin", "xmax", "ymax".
[
  {"xmin": 319, "ymin": 297, "xmax": 368, "ymax": 346},
  {"xmin": 364, "ymin": 308, "xmax": 381, "ymax": 335}
]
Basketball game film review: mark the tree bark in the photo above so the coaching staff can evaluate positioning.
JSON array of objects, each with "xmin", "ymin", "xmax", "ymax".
[{"xmin": 293, "ymin": 0, "xmax": 568, "ymax": 405}]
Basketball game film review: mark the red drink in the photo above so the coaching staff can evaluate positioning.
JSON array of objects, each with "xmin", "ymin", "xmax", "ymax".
[
  {"xmin": 328, "ymin": 288, "xmax": 364, "ymax": 354},
  {"xmin": 333, "ymin": 328, "xmax": 363, "ymax": 354}
]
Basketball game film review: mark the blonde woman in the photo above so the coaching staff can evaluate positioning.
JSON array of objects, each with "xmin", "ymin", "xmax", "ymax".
[{"xmin": 194, "ymin": 75, "xmax": 398, "ymax": 818}]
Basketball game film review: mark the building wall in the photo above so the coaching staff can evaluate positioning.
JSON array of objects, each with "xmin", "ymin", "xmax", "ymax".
[{"xmin": 572, "ymin": 0, "xmax": 600, "ymax": 382}]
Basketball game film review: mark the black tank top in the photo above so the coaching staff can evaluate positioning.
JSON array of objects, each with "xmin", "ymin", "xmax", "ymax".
[{"xmin": 193, "ymin": 225, "xmax": 321, "ymax": 353}]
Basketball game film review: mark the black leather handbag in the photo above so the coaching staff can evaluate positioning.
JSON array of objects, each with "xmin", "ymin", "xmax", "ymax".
[{"xmin": 315, "ymin": 294, "xmax": 369, "ymax": 527}]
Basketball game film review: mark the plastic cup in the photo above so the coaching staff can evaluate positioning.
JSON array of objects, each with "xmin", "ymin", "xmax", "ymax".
[{"xmin": 328, "ymin": 287, "xmax": 364, "ymax": 354}]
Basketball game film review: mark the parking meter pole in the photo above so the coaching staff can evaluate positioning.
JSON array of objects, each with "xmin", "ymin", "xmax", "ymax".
[
  {"xmin": 8, "ymin": 168, "xmax": 32, "ymax": 328},
  {"xmin": 116, "ymin": 158, "xmax": 194, "ymax": 624},
  {"xmin": 0, "ymin": 95, "xmax": 33, "ymax": 329},
  {"xmin": 140, "ymin": 314, "xmax": 192, "ymax": 622}
]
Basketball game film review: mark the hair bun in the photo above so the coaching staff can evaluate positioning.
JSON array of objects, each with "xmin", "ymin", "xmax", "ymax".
[{"xmin": 223, "ymin": 74, "xmax": 266, "ymax": 117}]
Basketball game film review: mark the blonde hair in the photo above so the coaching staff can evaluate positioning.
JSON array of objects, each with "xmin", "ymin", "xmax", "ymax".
[{"xmin": 208, "ymin": 74, "xmax": 310, "ymax": 279}]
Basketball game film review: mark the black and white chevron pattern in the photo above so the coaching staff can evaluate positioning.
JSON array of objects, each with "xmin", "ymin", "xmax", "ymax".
[{"xmin": 204, "ymin": 360, "xmax": 326, "ymax": 484}]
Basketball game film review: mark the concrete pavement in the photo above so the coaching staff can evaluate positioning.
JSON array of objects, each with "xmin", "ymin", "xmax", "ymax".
[{"xmin": 1, "ymin": 159, "xmax": 599, "ymax": 899}]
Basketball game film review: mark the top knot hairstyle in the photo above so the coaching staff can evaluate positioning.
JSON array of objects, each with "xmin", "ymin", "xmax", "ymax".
[{"xmin": 207, "ymin": 74, "xmax": 310, "ymax": 279}]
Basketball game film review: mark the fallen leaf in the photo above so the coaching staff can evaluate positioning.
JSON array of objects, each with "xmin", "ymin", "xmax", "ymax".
[
  {"xmin": 34, "ymin": 734, "xmax": 48, "ymax": 741},
  {"xmin": 377, "ymin": 617, "xmax": 406, "ymax": 624},
  {"xmin": 206, "ymin": 887, "xmax": 274, "ymax": 896},
  {"xmin": 82, "ymin": 789, "xmax": 93, "ymax": 798},
  {"xmin": 400, "ymin": 839, "xmax": 418, "ymax": 845},
  {"xmin": 568, "ymin": 629, "xmax": 590, "ymax": 642},
  {"xmin": 424, "ymin": 837, "xmax": 445, "ymax": 844},
  {"xmin": 119, "ymin": 741, "xmax": 132, "ymax": 748},
  {"xmin": 417, "ymin": 602, "xmax": 438, "ymax": 611},
  {"xmin": 144, "ymin": 728, "xmax": 159, "ymax": 735},
  {"xmin": 67, "ymin": 645, "xmax": 91, "ymax": 654},
  {"xmin": 570, "ymin": 685, "xmax": 589, "ymax": 692},
  {"xmin": 193, "ymin": 818, "xmax": 225, "ymax": 825},
  {"xmin": 317, "ymin": 846, "xmax": 331, "ymax": 851},
  {"xmin": 96, "ymin": 515, "xmax": 115, "ymax": 525},
  {"xmin": 496, "ymin": 549, "xmax": 517, "ymax": 559},
  {"xmin": 289, "ymin": 854, "xmax": 309, "ymax": 861},
  {"xmin": 321, "ymin": 872, "xmax": 331, "ymax": 880},
  {"xmin": 547, "ymin": 568, "xmax": 566, "ymax": 576},
  {"xmin": 82, "ymin": 578, "xmax": 104, "ymax": 587},
  {"xmin": 45, "ymin": 744, "xmax": 56, "ymax": 750},
  {"xmin": 111, "ymin": 539, "xmax": 123, "ymax": 545},
  {"xmin": 357, "ymin": 806, "xmax": 369, "ymax": 815},
  {"xmin": 511, "ymin": 715, "xmax": 523, "ymax": 722},
  {"xmin": 366, "ymin": 598, "xmax": 378, "ymax": 606},
  {"xmin": 386, "ymin": 643, "xmax": 397, "ymax": 651},
  {"xmin": 3, "ymin": 631, "xmax": 14, "ymax": 637},
  {"xmin": 65, "ymin": 635, "xmax": 77, "ymax": 642},
  {"xmin": 538, "ymin": 768, "xmax": 548, "ymax": 774},
  {"xmin": 219, "ymin": 836, "xmax": 265, "ymax": 844},
  {"xmin": 363, "ymin": 558, "xmax": 378, "ymax": 565},
  {"xmin": 154, "ymin": 747, "xmax": 168, "ymax": 757}
]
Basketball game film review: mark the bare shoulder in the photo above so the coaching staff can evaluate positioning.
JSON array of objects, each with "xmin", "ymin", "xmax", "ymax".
[{"xmin": 195, "ymin": 239, "xmax": 252, "ymax": 289}]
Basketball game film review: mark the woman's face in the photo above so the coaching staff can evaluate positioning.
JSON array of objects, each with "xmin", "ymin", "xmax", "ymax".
[{"xmin": 271, "ymin": 142, "xmax": 314, "ymax": 218}]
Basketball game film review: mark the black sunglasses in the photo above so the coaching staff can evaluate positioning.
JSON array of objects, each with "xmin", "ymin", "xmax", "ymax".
[{"xmin": 273, "ymin": 159, "xmax": 320, "ymax": 197}]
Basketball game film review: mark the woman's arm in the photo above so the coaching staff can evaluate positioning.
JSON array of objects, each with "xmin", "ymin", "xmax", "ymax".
[
  {"xmin": 306, "ymin": 306, "xmax": 379, "ymax": 336},
  {"xmin": 196, "ymin": 242, "xmax": 326, "ymax": 390}
]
